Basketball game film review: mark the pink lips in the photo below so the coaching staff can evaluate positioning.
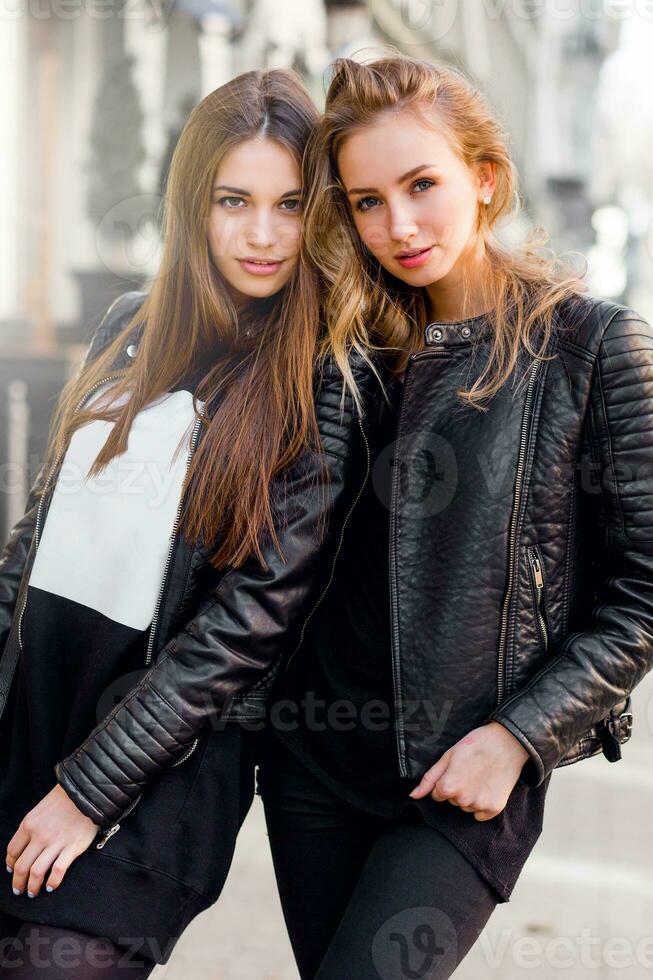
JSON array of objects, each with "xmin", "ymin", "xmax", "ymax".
[
  {"xmin": 238, "ymin": 258, "xmax": 284, "ymax": 276},
  {"xmin": 395, "ymin": 246, "xmax": 434, "ymax": 269}
]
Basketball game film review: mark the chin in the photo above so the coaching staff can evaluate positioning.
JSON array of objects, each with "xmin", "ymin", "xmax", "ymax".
[
  {"xmin": 387, "ymin": 263, "xmax": 439, "ymax": 287},
  {"xmin": 250, "ymin": 277, "xmax": 290, "ymax": 298},
  {"xmin": 230, "ymin": 275, "xmax": 284, "ymax": 300}
]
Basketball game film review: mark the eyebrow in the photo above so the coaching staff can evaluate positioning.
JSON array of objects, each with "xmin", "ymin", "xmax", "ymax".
[
  {"xmin": 213, "ymin": 184, "xmax": 302, "ymax": 198},
  {"xmin": 346, "ymin": 164, "xmax": 437, "ymax": 196}
]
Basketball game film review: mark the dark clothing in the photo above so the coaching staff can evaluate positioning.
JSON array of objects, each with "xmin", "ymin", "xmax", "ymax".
[
  {"xmin": 20, "ymin": 293, "xmax": 380, "ymax": 834},
  {"xmin": 273, "ymin": 375, "xmax": 409, "ymax": 804},
  {"xmin": 0, "ymin": 332, "xmax": 259, "ymax": 963},
  {"xmin": 0, "ymin": 291, "xmax": 380, "ymax": 963},
  {"xmin": 271, "ymin": 377, "xmax": 550, "ymax": 903},
  {"xmin": 0, "ymin": 720, "xmax": 257, "ymax": 965},
  {"xmin": 256, "ymin": 733, "xmax": 498, "ymax": 980},
  {"xmin": 0, "ymin": 368, "xmax": 206, "ymax": 831},
  {"xmin": 0, "ymin": 912, "xmax": 156, "ymax": 978},
  {"xmin": 368, "ymin": 299, "xmax": 646, "ymax": 783},
  {"xmin": 10, "ymin": 292, "xmax": 645, "ymax": 881}
]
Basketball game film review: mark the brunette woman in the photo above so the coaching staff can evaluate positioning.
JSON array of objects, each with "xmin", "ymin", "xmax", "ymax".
[
  {"xmin": 258, "ymin": 55, "xmax": 653, "ymax": 980},
  {"xmin": 0, "ymin": 68, "xmax": 376, "ymax": 976}
]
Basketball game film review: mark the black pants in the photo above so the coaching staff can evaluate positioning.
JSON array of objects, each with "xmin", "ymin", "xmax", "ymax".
[
  {"xmin": 256, "ymin": 734, "xmax": 499, "ymax": 980},
  {"xmin": 0, "ymin": 910, "xmax": 155, "ymax": 978}
]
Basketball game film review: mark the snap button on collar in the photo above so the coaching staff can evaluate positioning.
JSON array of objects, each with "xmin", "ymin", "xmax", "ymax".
[{"xmin": 426, "ymin": 325, "xmax": 444, "ymax": 343}]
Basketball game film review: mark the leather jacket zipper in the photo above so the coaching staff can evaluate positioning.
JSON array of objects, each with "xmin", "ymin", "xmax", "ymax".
[
  {"xmin": 527, "ymin": 544, "xmax": 549, "ymax": 652},
  {"xmin": 284, "ymin": 414, "xmax": 371, "ymax": 675},
  {"xmin": 496, "ymin": 359, "xmax": 542, "ymax": 703},
  {"xmin": 389, "ymin": 346, "xmax": 540, "ymax": 770},
  {"xmin": 389, "ymin": 343, "xmax": 454, "ymax": 775},
  {"xmin": 95, "ymin": 791, "xmax": 143, "ymax": 849},
  {"xmin": 389, "ymin": 357, "xmax": 420, "ymax": 778}
]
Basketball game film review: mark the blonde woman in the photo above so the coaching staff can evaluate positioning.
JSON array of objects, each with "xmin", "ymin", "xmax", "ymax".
[{"xmin": 258, "ymin": 55, "xmax": 653, "ymax": 979}]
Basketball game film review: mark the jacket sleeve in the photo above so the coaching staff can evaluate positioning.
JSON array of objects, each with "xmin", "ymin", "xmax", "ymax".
[
  {"xmin": 0, "ymin": 469, "xmax": 46, "ymax": 656},
  {"xmin": 488, "ymin": 307, "xmax": 653, "ymax": 787},
  {"xmin": 54, "ymin": 352, "xmax": 382, "ymax": 830}
]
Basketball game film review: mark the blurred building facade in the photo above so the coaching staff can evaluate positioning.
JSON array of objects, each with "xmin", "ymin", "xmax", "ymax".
[
  {"xmin": 0, "ymin": 0, "xmax": 629, "ymax": 536},
  {"xmin": 1, "ymin": 0, "xmax": 623, "ymax": 348}
]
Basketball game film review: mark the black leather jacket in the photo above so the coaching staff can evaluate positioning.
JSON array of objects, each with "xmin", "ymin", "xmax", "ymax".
[
  {"xmin": 385, "ymin": 293, "xmax": 651, "ymax": 787},
  {"xmin": 0, "ymin": 291, "xmax": 379, "ymax": 846},
  {"xmin": 1, "ymin": 291, "xmax": 649, "ymax": 841}
]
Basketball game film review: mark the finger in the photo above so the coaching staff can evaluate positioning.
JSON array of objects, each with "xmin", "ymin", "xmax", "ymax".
[
  {"xmin": 473, "ymin": 809, "xmax": 498, "ymax": 822},
  {"xmin": 44, "ymin": 845, "xmax": 79, "ymax": 894},
  {"xmin": 5, "ymin": 825, "xmax": 30, "ymax": 873},
  {"xmin": 429, "ymin": 779, "xmax": 455, "ymax": 803},
  {"xmin": 27, "ymin": 844, "xmax": 62, "ymax": 898},
  {"xmin": 11, "ymin": 840, "xmax": 47, "ymax": 896},
  {"xmin": 409, "ymin": 755, "xmax": 449, "ymax": 799}
]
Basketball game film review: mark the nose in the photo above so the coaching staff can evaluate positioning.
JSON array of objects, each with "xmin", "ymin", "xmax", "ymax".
[
  {"xmin": 245, "ymin": 210, "xmax": 275, "ymax": 249},
  {"xmin": 386, "ymin": 197, "xmax": 419, "ymax": 244},
  {"xmin": 388, "ymin": 204, "xmax": 418, "ymax": 245}
]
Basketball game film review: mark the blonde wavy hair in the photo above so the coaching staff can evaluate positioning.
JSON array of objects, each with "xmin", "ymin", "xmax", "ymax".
[{"xmin": 304, "ymin": 54, "xmax": 589, "ymax": 411}]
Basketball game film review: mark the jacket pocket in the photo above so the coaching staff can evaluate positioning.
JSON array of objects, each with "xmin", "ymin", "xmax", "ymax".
[{"xmin": 527, "ymin": 544, "xmax": 550, "ymax": 653}]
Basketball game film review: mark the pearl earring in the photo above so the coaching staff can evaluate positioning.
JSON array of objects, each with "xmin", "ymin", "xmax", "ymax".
[{"xmin": 483, "ymin": 195, "xmax": 492, "ymax": 205}]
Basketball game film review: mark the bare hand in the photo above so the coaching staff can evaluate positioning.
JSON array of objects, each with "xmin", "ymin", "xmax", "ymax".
[
  {"xmin": 408, "ymin": 721, "xmax": 530, "ymax": 821},
  {"xmin": 5, "ymin": 784, "xmax": 100, "ymax": 897}
]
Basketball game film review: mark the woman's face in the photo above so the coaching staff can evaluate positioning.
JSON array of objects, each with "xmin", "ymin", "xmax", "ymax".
[
  {"xmin": 336, "ymin": 110, "xmax": 495, "ymax": 297},
  {"xmin": 207, "ymin": 137, "xmax": 303, "ymax": 307}
]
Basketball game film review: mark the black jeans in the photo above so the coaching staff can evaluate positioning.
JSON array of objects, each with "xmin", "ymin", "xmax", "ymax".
[{"xmin": 256, "ymin": 734, "xmax": 499, "ymax": 980}]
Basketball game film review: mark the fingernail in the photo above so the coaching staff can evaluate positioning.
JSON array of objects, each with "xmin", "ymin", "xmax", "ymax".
[
  {"xmin": 46, "ymin": 885, "xmax": 53, "ymax": 892},
  {"xmin": 6, "ymin": 865, "xmax": 12, "ymax": 873},
  {"xmin": 27, "ymin": 891, "xmax": 35, "ymax": 899},
  {"xmin": 12, "ymin": 887, "xmax": 21, "ymax": 895}
]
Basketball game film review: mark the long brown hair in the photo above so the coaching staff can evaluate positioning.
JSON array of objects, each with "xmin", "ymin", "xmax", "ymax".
[
  {"xmin": 303, "ymin": 54, "xmax": 588, "ymax": 412},
  {"xmin": 43, "ymin": 69, "xmax": 322, "ymax": 569}
]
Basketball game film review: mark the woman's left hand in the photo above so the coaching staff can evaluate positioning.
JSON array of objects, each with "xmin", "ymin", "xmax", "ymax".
[
  {"xmin": 5, "ymin": 784, "xmax": 100, "ymax": 897},
  {"xmin": 408, "ymin": 721, "xmax": 531, "ymax": 820}
]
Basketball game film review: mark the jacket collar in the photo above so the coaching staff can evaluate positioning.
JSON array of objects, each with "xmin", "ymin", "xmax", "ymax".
[{"xmin": 424, "ymin": 311, "xmax": 493, "ymax": 348}]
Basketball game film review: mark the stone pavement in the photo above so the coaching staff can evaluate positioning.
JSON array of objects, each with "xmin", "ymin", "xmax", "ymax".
[{"xmin": 153, "ymin": 675, "xmax": 653, "ymax": 980}]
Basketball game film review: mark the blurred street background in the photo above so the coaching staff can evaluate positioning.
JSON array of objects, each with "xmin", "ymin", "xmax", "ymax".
[{"xmin": 2, "ymin": 1, "xmax": 653, "ymax": 976}]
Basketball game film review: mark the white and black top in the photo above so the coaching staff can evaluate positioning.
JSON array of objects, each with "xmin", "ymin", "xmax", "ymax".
[{"xmin": 0, "ymin": 369, "xmax": 206, "ymax": 821}]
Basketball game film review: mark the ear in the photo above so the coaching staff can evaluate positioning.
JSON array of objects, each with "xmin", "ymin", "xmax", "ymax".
[{"xmin": 475, "ymin": 160, "xmax": 496, "ymax": 201}]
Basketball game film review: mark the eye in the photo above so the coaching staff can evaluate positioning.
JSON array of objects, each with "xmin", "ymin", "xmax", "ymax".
[
  {"xmin": 412, "ymin": 178, "xmax": 435, "ymax": 193},
  {"xmin": 280, "ymin": 198, "xmax": 302, "ymax": 212},
  {"xmin": 355, "ymin": 196, "xmax": 380, "ymax": 213},
  {"xmin": 217, "ymin": 196, "xmax": 246, "ymax": 208}
]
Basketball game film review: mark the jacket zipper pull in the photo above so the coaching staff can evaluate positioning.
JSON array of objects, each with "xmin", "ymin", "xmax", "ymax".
[
  {"xmin": 95, "ymin": 823, "xmax": 120, "ymax": 850},
  {"xmin": 528, "ymin": 548, "xmax": 548, "ymax": 652},
  {"xmin": 530, "ymin": 554, "xmax": 544, "ymax": 590}
]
